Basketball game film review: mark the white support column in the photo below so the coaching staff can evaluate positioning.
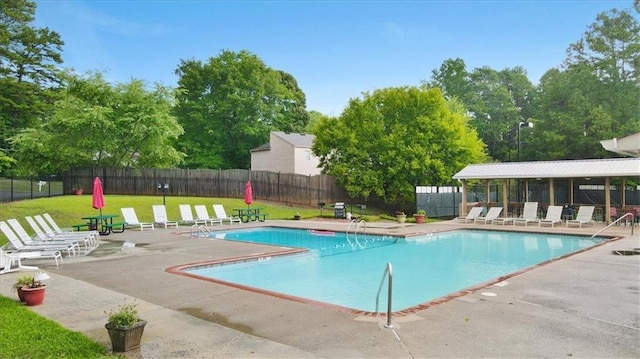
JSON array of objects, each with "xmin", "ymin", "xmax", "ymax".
[{"xmin": 461, "ymin": 180, "xmax": 468, "ymax": 216}]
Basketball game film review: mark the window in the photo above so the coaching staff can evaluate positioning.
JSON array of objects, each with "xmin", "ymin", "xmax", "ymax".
[{"xmin": 304, "ymin": 150, "xmax": 311, "ymax": 160}]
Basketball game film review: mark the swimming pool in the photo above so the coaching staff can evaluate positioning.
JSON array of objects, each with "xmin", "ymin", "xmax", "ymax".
[{"xmin": 184, "ymin": 228, "xmax": 603, "ymax": 313}]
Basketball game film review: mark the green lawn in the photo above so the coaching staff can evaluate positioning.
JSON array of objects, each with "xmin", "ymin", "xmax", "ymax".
[
  {"xmin": 0, "ymin": 195, "xmax": 405, "ymax": 247},
  {"xmin": 0, "ymin": 295, "xmax": 117, "ymax": 358}
]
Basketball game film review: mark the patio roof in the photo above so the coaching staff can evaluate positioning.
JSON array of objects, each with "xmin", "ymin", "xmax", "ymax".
[
  {"xmin": 600, "ymin": 132, "xmax": 640, "ymax": 157},
  {"xmin": 452, "ymin": 158, "xmax": 640, "ymax": 180}
]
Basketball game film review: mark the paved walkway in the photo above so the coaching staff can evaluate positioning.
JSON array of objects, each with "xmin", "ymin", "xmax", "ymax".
[{"xmin": 1, "ymin": 220, "xmax": 638, "ymax": 358}]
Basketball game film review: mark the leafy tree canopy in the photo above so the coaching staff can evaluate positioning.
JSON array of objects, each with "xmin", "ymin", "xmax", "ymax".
[
  {"xmin": 0, "ymin": 0, "xmax": 63, "ymax": 172},
  {"xmin": 174, "ymin": 50, "xmax": 309, "ymax": 169},
  {"xmin": 312, "ymin": 86, "xmax": 486, "ymax": 209},
  {"xmin": 10, "ymin": 71, "xmax": 184, "ymax": 175},
  {"xmin": 529, "ymin": 7, "xmax": 640, "ymax": 160},
  {"xmin": 427, "ymin": 60, "xmax": 537, "ymax": 162}
]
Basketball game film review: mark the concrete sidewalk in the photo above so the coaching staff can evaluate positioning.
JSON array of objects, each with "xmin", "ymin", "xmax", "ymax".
[{"xmin": 1, "ymin": 220, "xmax": 638, "ymax": 358}]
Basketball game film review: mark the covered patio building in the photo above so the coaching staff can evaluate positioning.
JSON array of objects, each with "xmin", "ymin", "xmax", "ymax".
[{"xmin": 452, "ymin": 158, "xmax": 640, "ymax": 224}]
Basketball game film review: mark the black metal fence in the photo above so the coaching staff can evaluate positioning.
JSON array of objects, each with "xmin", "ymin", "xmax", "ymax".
[{"xmin": 0, "ymin": 176, "xmax": 64, "ymax": 203}]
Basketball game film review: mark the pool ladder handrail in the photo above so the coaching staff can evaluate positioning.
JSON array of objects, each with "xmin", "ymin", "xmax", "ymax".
[
  {"xmin": 375, "ymin": 262, "xmax": 393, "ymax": 328},
  {"xmin": 346, "ymin": 218, "xmax": 367, "ymax": 236},
  {"xmin": 591, "ymin": 212, "xmax": 634, "ymax": 239},
  {"xmin": 190, "ymin": 224, "xmax": 211, "ymax": 238}
]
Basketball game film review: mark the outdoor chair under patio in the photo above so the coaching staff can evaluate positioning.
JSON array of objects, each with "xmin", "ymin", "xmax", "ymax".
[
  {"xmin": 538, "ymin": 205, "xmax": 563, "ymax": 227},
  {"xmin": 212, "ymin": 204, "xmax": 241, "ymax": 225},
  {"xmin": 474, "ymin": 207, "xmax": 503, "ymax": 224},
  {"xmin": 566, "ymin": 206, "xmax": 595, "ymax": 228},
  {"xmin": 456, "ymin": 206, "xmax": 485, "ymax": 223},
  {"xmin": 179, "ymin": 204, "xmax": 208, "ymax": 226},
  {"xmin": 513, "ymin": 202, "xmax": 539, "ymax": 226}
]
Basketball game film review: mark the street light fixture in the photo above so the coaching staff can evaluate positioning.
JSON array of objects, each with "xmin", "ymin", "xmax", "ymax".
[
  {"xmin": 517, "ymin": 121, "xmax": 534, "ymax": 162},
  {"xmin": 517, "ymin": 121, "xmax": 533, "ymax": 203},
  {"xmin": 157, "ymin": 181, "xmax": 169, "ymax": 205}
]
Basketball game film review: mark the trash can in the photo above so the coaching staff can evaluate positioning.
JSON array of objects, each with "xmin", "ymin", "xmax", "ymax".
[{"xmin": 334, "ymin": 202, "xmax": 345, "ymax": 218}]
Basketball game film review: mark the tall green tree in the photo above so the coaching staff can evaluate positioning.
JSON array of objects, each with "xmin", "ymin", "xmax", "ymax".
[
  {"xmin": 530, "ymin": 7, "xmax": 640, "ymax": 160},
  {"xmin": 0, "ymin": 0, "xmax": 63, "ymax": 172},
  {"xmin": 174, "ymin": 50, "xmax": 308, "ymax": 169},
  {"xmin": 312, "ymin": 86, "xmax": 486, "ymax": 209},
  {"xmin": 10, "ymin": 72, "xmax": 184, "ymax": 175},
  {"xmin": 428, "ymin": 61, "xmax": 536, "ymax": 162}
]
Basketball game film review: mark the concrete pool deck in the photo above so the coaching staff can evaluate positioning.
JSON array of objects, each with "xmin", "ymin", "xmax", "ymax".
[{"xmin": 1, "ymin": 219, "xmax": 638, "ymax": 358}]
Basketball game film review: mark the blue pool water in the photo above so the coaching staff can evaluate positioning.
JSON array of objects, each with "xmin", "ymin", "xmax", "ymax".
[{"xmin": 188, "ymin": 228, "xmax": 603, "ymax": 312}]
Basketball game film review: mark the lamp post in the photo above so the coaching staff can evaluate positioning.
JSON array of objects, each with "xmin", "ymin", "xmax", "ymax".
[
  {"xmin": 517, "ymin": 121, "xmax": 534, "ymax": 203},
  {"xmin": 157, "ymin": 181, "xmax": 169, "ymax": 205},
  {"xmin": 517, "ymin": 121, "xmax": 534, "ymax": 162}
]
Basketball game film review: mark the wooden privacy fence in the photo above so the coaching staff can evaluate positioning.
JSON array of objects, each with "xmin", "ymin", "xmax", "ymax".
[{"xmin": 63, "ymin": 168, "xmax": 353, "ymax": 206}]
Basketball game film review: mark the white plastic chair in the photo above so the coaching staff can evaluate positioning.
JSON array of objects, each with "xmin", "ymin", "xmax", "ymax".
[
  {"xmin": 179, "ymin": 204, "xmax": 208, "ymax": 226},
  {"xmin": 120, "ymin": 208, "xmax": 154, "ymax": 231},
  {"xmin": 539, "ymin": 205, "xmax": 563, "ymax": 227},
  {"xmin": 152, "ymin": 205, "xmax": 179, "ymax": 229},
  {"xmin": 475, "ymin": 207, "xmax": 503, "ymax": 224},
  {"xmin": 513, "ymin": 202, "xmax": 539, "ymax": 226},
  {"xmin": 194, "ymin": 205, "xmax": 222, "ymax": 226},
  {"xmin": 456, "ymin": 206, "xmax": 484, "ymax": 223},
  {"xmin": 566, "ymin": 206, "xmax": 595, "ymax": 228},
  {"xmin": 212, "ymin": 204, "xmax": 241, "ymax": 225}
]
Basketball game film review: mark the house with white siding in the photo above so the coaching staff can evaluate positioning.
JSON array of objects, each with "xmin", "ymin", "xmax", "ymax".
[{"xmin": 250, "ymin": 132, "xmax": 321, "ymax": 176}]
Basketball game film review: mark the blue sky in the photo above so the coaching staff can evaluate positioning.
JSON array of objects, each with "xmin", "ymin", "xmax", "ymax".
[{"xmin": 34, "ymin": 0, "xmax": 629, "ymax": 116}]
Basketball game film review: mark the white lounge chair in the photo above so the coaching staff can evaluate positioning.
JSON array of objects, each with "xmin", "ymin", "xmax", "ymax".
[
  {"xmin": 212, "ymin": 204, "xmax": 241, "ymax": 224},
  {"xmin": 513, "ymin": 202, "xmax": 539, "ymax": 226},
  {"xmin": 456, "ymin": 206, "xmax": 485, "ymax": 223},
  {"xmin": 179, "ymin": 204, "xmax": 208, "ymax": 226},
  {"xmin": 0, "ymin": 221, "xmax": 76, "ymax": 257},
  {"xmin": 43, "ymin": 213, "xmax": 100, "ymax": 239},
  {"xmin": 30, "ymin": 215, "xmax": 98, "ymax": 252},
  {"xmin": 539, "ymin": 205, "xmax": 563, "ymax": 227},
  {"xmin": 194, "ymin": 205, "xmax": 222, "ymax": 226},
  {"xmin": 152, "ymin": 205, "xmax": 179, "ymax": 229},
  {"xmin": 1, "ymin": 249, "xmax": 60, "ymax": 273},
  {"xmin": 566, "ymin": 206, "xmax": 595, "ymax": 228},
  {"xmin": 9, "ymin": 218, "xmax": 89, "ymax": 255},
  {"xmin": 475, "ymin": 207, "xmax": 503, "ymax": 224},
  {"xmin": 120, "ymin": 207, "xmax": 154, "ymax": 231}
]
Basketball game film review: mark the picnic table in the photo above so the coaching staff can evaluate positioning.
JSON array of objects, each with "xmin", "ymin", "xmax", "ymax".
[
  {"xmin": 75, "ymin": 214, "xmax": 125, "ymax": 235},
  {"xmin": 232, "ymin": 208, "xmax": 267, "ymax": 223}
]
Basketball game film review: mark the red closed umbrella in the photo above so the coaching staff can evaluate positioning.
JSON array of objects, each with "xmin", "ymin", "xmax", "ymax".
[
  {"xmin": 244, "ymin": 180, "xmax": 253, "ymax": 208},
  {"xmin": 92, "ymin": 177, "xmax": 105, "ymax": 215}
]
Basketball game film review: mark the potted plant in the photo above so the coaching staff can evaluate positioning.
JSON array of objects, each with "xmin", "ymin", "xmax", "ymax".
[
  {"xmin": 105, "ymin": 300, "xmax": 147, "ymax": 352},
  {"xmin": 19, "ymin": 272, "xmax": 50, "ymax": 306},
  {"xmin": 293, "ymin": 212, "xmax": 301, "ymax": 220},
  {"xmin": 72, "ymin": 184, "xmax": 83, "ymax": 195},
  {"xmin": 395, "ymin": 211, "xmax": 406, "ymax": 223},
  {"xmin": 414, "ymin": 209, "xmax": 427, "ymax": 224},
  {"xmin": 14, "ymin": 274, "xmax": 33, "ymax": 302}
]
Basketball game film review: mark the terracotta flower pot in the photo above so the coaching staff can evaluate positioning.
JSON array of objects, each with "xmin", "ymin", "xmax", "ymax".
[
  {"xmin": 414, "ymin": 214, "xmax": 425, "ymax": 224},
  {"xmin": 16, "ymin": 286, "xmax": 25, "ymax": 302},
  {"xmin": 21, "ymin": 285, "xmax": 46, "ymax": 306}
]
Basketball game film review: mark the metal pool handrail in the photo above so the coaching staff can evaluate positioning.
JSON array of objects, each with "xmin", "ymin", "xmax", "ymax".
[
  {"xmin": 591, "ymin": 212, "xmax": 634, "ymax": 239},
  {"xmin": 375, "ymin": 262, "xmax": 393, "ymax": 328},
  {"xmin": 190, "ymin": 225, "xmax": 211, "ymax": 238}
]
